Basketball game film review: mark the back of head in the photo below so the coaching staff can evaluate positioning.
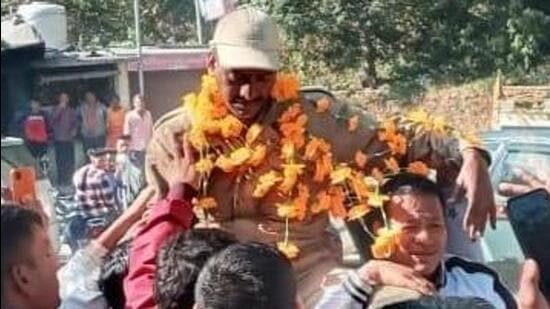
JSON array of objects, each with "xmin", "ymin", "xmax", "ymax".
[
  {"xmin": 383, "ymin": 296, "xmax": 495, "ymax": 309},
  {"xmin": 155, "ymin": 228, "xmax": 237, "ymax": 309},
  {"xmin": 99, "ymin": 241, "xmax": 131, "ymax": 309},
  {"xmin": 1, "ymin": 204, "xmax": 44, "ymax": 297},
  {"xmin": 194, "ymin": 242, "xmax": 297, "ymax": 309}
]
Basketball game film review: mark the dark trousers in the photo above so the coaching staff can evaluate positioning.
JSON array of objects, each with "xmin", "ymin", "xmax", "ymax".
[
  {"xmin": 82, "ymin": 135, "xmax": 106, "ymax": 158},
  {"xmin": 54, "ymin": 141, "xmax": 75, "ymax": 185}
]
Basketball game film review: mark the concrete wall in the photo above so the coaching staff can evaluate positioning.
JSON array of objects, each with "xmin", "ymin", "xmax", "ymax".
[{"xmin": 129, "ymin": 69, "xmax": 205, "ymax": 120}]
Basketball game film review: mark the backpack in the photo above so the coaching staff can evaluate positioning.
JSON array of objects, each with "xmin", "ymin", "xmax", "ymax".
[{"xmin": 24, "ymin": 114, "xmax": 48, "ymax": 143}]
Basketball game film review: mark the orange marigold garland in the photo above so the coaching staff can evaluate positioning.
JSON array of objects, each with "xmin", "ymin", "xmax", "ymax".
[{"xmin": 182, "ymin": 72, "xmax": 479, "ymax": 260}]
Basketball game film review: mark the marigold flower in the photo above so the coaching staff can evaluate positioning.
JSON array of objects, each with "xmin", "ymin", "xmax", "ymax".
[
  {"xmin": 220, "ymin": 115, "xmax": 244, "ymax": 138},
  {"xmin": 368, "ymin": 191, "xmax": 390, "ymax": 208},
  {"xmin": 196, "ymin": 197, "xmax": 218, "ymax": 210},
  {"xmin": 313, "ymin": 153, "xmax": 333, "ymax": 183},
  {"xmin": 276, "ymin": 201, "xmax": 298, "ymax": 219},
  {"xmin": 407, "ymin": 161, "xmax": 430, "ymax": 177},
  {"xmin": 384, "ymin": 157, "xmax": 400, "ymax": 173},
  {"xmin": 278, "ymin": 103, "xmax": 303, "ymax": 124},
  {"xmin": 189, "ymin": 128, "xmax": 208, "ymax": 149},
  {"xmin": 311, "ymin": 190, "xmax": 331, "ymax": 214},
  {"xmin": 245, "ymin": 124, "xmax": 264, "ymax": 145},
  {"xmin": 253, "ymin": 171, "xmax": 282, "ymax": 198},
  {"xmin": 350, "ymin": 174, "xmax": 370, "ymax": 199},
  {"xmin": 348, "ymin": 115, "xmax": 360, "ymax": 132},
  {"xmin": 229, "ymin": 147, "xmax": 253, "ymax": 166},
  {"xmin": 271, "ymin": 73, "xmax": 300, "ymax": 103},
  {"xmin": 328, "ymin": 186, "xmax": 347, "ymax": 219},
  {"xmin": 371, "ymin": 227, "xmax": 400, "ymax": 259},
  {"xmin": 277, "ymin": 241, "xmax": 300, "ymax": 259},
  {"xmin": 387, "ymin": 133, "xmax": 408, "ymax": 156},
  {"xmin": 330, "ymin": 165, "xmax": 353, "ymax": 185},
  {"xmin": 294, "ymin": 184, "xmax": 309, "ymax": 221},
  {"xmin": 354, "ymin": 150, "xmax": 368, "ymax": 169},
  {"xmin": 195, "ymin": 157, "xmax": 214, "ymax": 174},
  {"xmin": 316, "ymin": 97, "xmax": 331, "ymax": 113},
  {"xmin": 347, "ymin": 204, "xmax": 372, "ymax": 221},
  {"xmin": 248, "ymin": 144, "xmax": 267, "ymax": 167},
  {"xmin": 279, "ymin": 163, "xmax": 305, "ymax": 194},
  {"xmin": 304, "ymin": 137, "xmax": 331, "ymax": 161},
  {"xmin": 215, "ymin": 155, "xmax": 236, "ymax": 173},
  {"xmin": 281, "ymin": 142, "xmax": 295, "ymax": 161}
]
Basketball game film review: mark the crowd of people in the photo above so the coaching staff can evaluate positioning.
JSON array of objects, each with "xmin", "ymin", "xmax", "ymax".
[
  {"xmin": 1, "ymin": 6, "xmax": 549, "ymax": 309},
  {"xmin": 14, "ymin": 91, "xmax": 153, "ymax": 185}
]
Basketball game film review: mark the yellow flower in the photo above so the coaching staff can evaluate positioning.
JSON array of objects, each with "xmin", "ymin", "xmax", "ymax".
[
  {"xmin": 281, "ymin": 142, "xmax": 295, "ymax": 161},
  {"xmin": 189, "ymin": 128, "xmax": 208, "ymax": 149},
  {"xmin": 220, "ymin": 115, "xmax": 244, "ymax": 138},
  {"xmin": 314, "ymin": 153, "xmax": 333, "ymax": 183},
  {"xmin": 276, "ymin": 201, "xmax": 298, "ymax": 219},
  {"xmin": 229, "ymin": 147, "xmax": 253, "ymax": 166},
  {"xmin": 271, "ymin": 73, "xmax": 300, "ymax": 103},
  {"xmin": 196, "ymin": 197, "xmax": 218, "ymax": 210},
  {"xmin": 406, "ymin": 109, "xmax": 431, "ymax": 126},
  {"xmin": 245, "ymin": 124, "xmax": 264, "ymax": 145},
  {"xmin": 294, "ymin": 184, "xmax": 310, "ymax": 221},
  {"xmin": 279, "ymin": 163, "xmax": 305, "ymax": 194},
  {"xmin": 248, "ymin": 144, "xmax": 267, "ymax": 167},
  {"xmin": 280, "ymin": 114, "xmax": 308, "ymax": 149},
  {"xmin": 384, "ymin": 157, "xmax": 400, "ymax": 173},
  {"xmin": 215, "ymin": 155, "xmax": 236, "ymax": 173},
  {"xmin": 330, "ymin": 165, "xmax": 353, "ymax": 185},
  {"xmin": 349, "ymin": 173, "xmax": 370, "ymax": 199},
  {"xmin": 432, "ymin": 116, "xmax": 448, "ymax": 136},
  {"xmin": 407, "ymin": 161, "xmax": 430, "ymax": 177},
  {"xmin": 368, "ymin": 191, "xmax": 390, "ymax": 208},
  {"xmin": 253, "ymin": 171, "xmax": 282, "ymax": 198},
  {"xmin": 195, "ymin": 157, "xmax": 214, "ymax": 174},
  {"xmin": 371, "ymin": 227, "xmax": 400, "ymax": 259},
  {"xmin": 348, "ymin": 115, "xmax": 360, "ymax": 132},
  {"xmin": 277, "ymin": 241, "xmax": 300, "ymax": 259},
  {"xmin": 316, "ymin": 97, "xmax": 331, "ymax": 113},
  {"xmin": 355, "ymin": 150, "xmax": 368, "ymax": 169},
  {"xmin": 347, "ymin": 204, "xmax": 372, "ymax": 221},
  {"xmin": 278, "ymin": 103, "xmax": 302, "ymax": 124}
]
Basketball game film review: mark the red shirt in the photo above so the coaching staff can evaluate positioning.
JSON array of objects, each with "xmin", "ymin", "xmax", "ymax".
[{"xmin": 124, "ymin": 184, "xmax": 196, "ymax": 309}]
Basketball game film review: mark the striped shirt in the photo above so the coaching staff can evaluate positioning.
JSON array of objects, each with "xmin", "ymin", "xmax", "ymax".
[{"xmin": 315, "ymin": 256, "xmax": 517, "ymax": 309}]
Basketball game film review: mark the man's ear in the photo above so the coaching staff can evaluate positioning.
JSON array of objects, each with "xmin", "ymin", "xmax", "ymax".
[
  {"xmin": 11, "ymin": 264, "xmax": 33, "ymax": 296},
  {"xmin": 207, "ymin": 51, "xmax": 217, "ymax": 74}
]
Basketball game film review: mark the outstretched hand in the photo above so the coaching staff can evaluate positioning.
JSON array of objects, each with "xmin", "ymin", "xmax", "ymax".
[
  {"xmin": 498, "ymin": 168, "xmax": 549, "ymax": 197},
  {"xmin": 453, "ymin": 149, "xmax": 497, "ymax": 240}
]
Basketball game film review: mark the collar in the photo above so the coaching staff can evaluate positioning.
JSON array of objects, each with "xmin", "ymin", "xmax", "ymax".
[{"xmin": 431, "ymin": 260, "xmax": 447, "ymax": 289}]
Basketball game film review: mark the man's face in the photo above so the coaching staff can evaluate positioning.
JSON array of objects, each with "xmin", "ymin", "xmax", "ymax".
[
  {"xmin": 23, "ymin": 226, "xmax": 60, "ymax": 309},
  {"xmin": 59, "ymin": 93, "xmax": 69, "ymax": 107},
  {"xmin": 213, "ymin": 65, "xmax": 276, "ymax": 122},
  {"xmin": 134, "ymin": 96, "xmax": 145, "ymax": 111},
  {"xmin": 117, "ymin": 139, "xmax": 130, "ymax": 154},
  {"xmin": 85, "ymin": 92, "xmax": 97, "ymax": 104},
  {"xmin": 111, "ymin": 98, "xmax": 121, "ymax": 108},
  {"xmin": 104, "ymin": 153, "xmax": 117, "ymax": 172},
  {"xmin": 387, "ymin": 193, "xmax": 447, "ymax": 278},
  {"xmin": 91, "ymin": 155, "xmax": 106, "ymax": 170}
]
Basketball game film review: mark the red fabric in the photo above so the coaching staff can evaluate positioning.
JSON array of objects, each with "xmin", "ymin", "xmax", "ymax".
[
  {"xmin": 24, "ymin": 115, "xmax": 48, "ymax": 143},
  {"xmin": 124, "ymin": 186, "xmax": 195, "ymax": 309}
]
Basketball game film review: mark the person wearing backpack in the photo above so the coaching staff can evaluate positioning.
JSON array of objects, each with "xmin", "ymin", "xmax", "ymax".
[{"xmin": 22, "ymin": 99, "xmax": 50, "ymax": 159}]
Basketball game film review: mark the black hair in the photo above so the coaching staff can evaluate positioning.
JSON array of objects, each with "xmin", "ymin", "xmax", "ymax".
[
  {"xmin": 382, "ymin": 173, "xmax": 446, "ymax": 209},
  {"xmin": 99, "ymin": 241, "xmax": 131, "ymax": 309},
  {"xmin": 155, "ymin": 228, "xmax": 237, "ymax": 309},
  {"xmin": 1, "ymin": 205, "xmax": 44, "ymax": 297},
  {"xmin": 109, "ymin": 94, "xmax": 121, "ymax": 103},
  {"xmin": 194, "ymin": 242, "xmax": 297, "ymax": 309},
  {"xmin": 118, "ymin": 135, "xmax": 132, "ymax": 142},
  {"xmin": 384, "ymin": 296, "xmax": 495, "ymax": 309}
]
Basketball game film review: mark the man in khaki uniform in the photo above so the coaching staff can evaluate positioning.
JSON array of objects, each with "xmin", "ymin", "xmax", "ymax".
[{"xmin": 145, "ymin": 7, "xmax": 495, "ymax": 307}]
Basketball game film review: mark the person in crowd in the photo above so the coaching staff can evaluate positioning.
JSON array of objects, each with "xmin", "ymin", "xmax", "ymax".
[
  {"xmin": 69, "ymin": 148, "xmax": 120, "ymax": 250},
  {"xmin": 194, "ymin": 242, "xmax": 302, "ymax": 309},
  {"xmin": 124, "ymin": 134, "xmax": 199, "ymax": 309},
  {"xmin": 115, "ymin": 135, "xmax": 145, "ymax": 209},
  {"xmin": 98, "ymin": 241, "xmax": 132, "ymax": 309},
  {"xmin": 79, "ymin": 91, "xmax": 108, "ymax": 156},
  {"xmin": 51, "ymin": 92, "xmax": 78, "ymax": 186},
  {"xmin": 124, "ymin": 94, "xmax": 153, "ymax": 169},
  {"xmin": 106, "ymin": 94, "xmax": 127, "ymax": 148},
  {"xmin": 315, "ymin": 173, "xmax": 548, "ymax": 309},
  {"xmin": 22, "ymin": 99, "xmax": 50, "ymax": 159},
  {"xmin": 1, "ymin": 205, "xmax": 60, "ymax": 309},
  {"xmin": 145, "ymin": 7, "xmax": 496, "ymax": 306},
  {"xmin": 155, "ymin": 228, "xmax": 237, "ymax": 309},
  {"xmin": 58, "ymin": 187, "xmax": 154, "ymax": 308}
]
